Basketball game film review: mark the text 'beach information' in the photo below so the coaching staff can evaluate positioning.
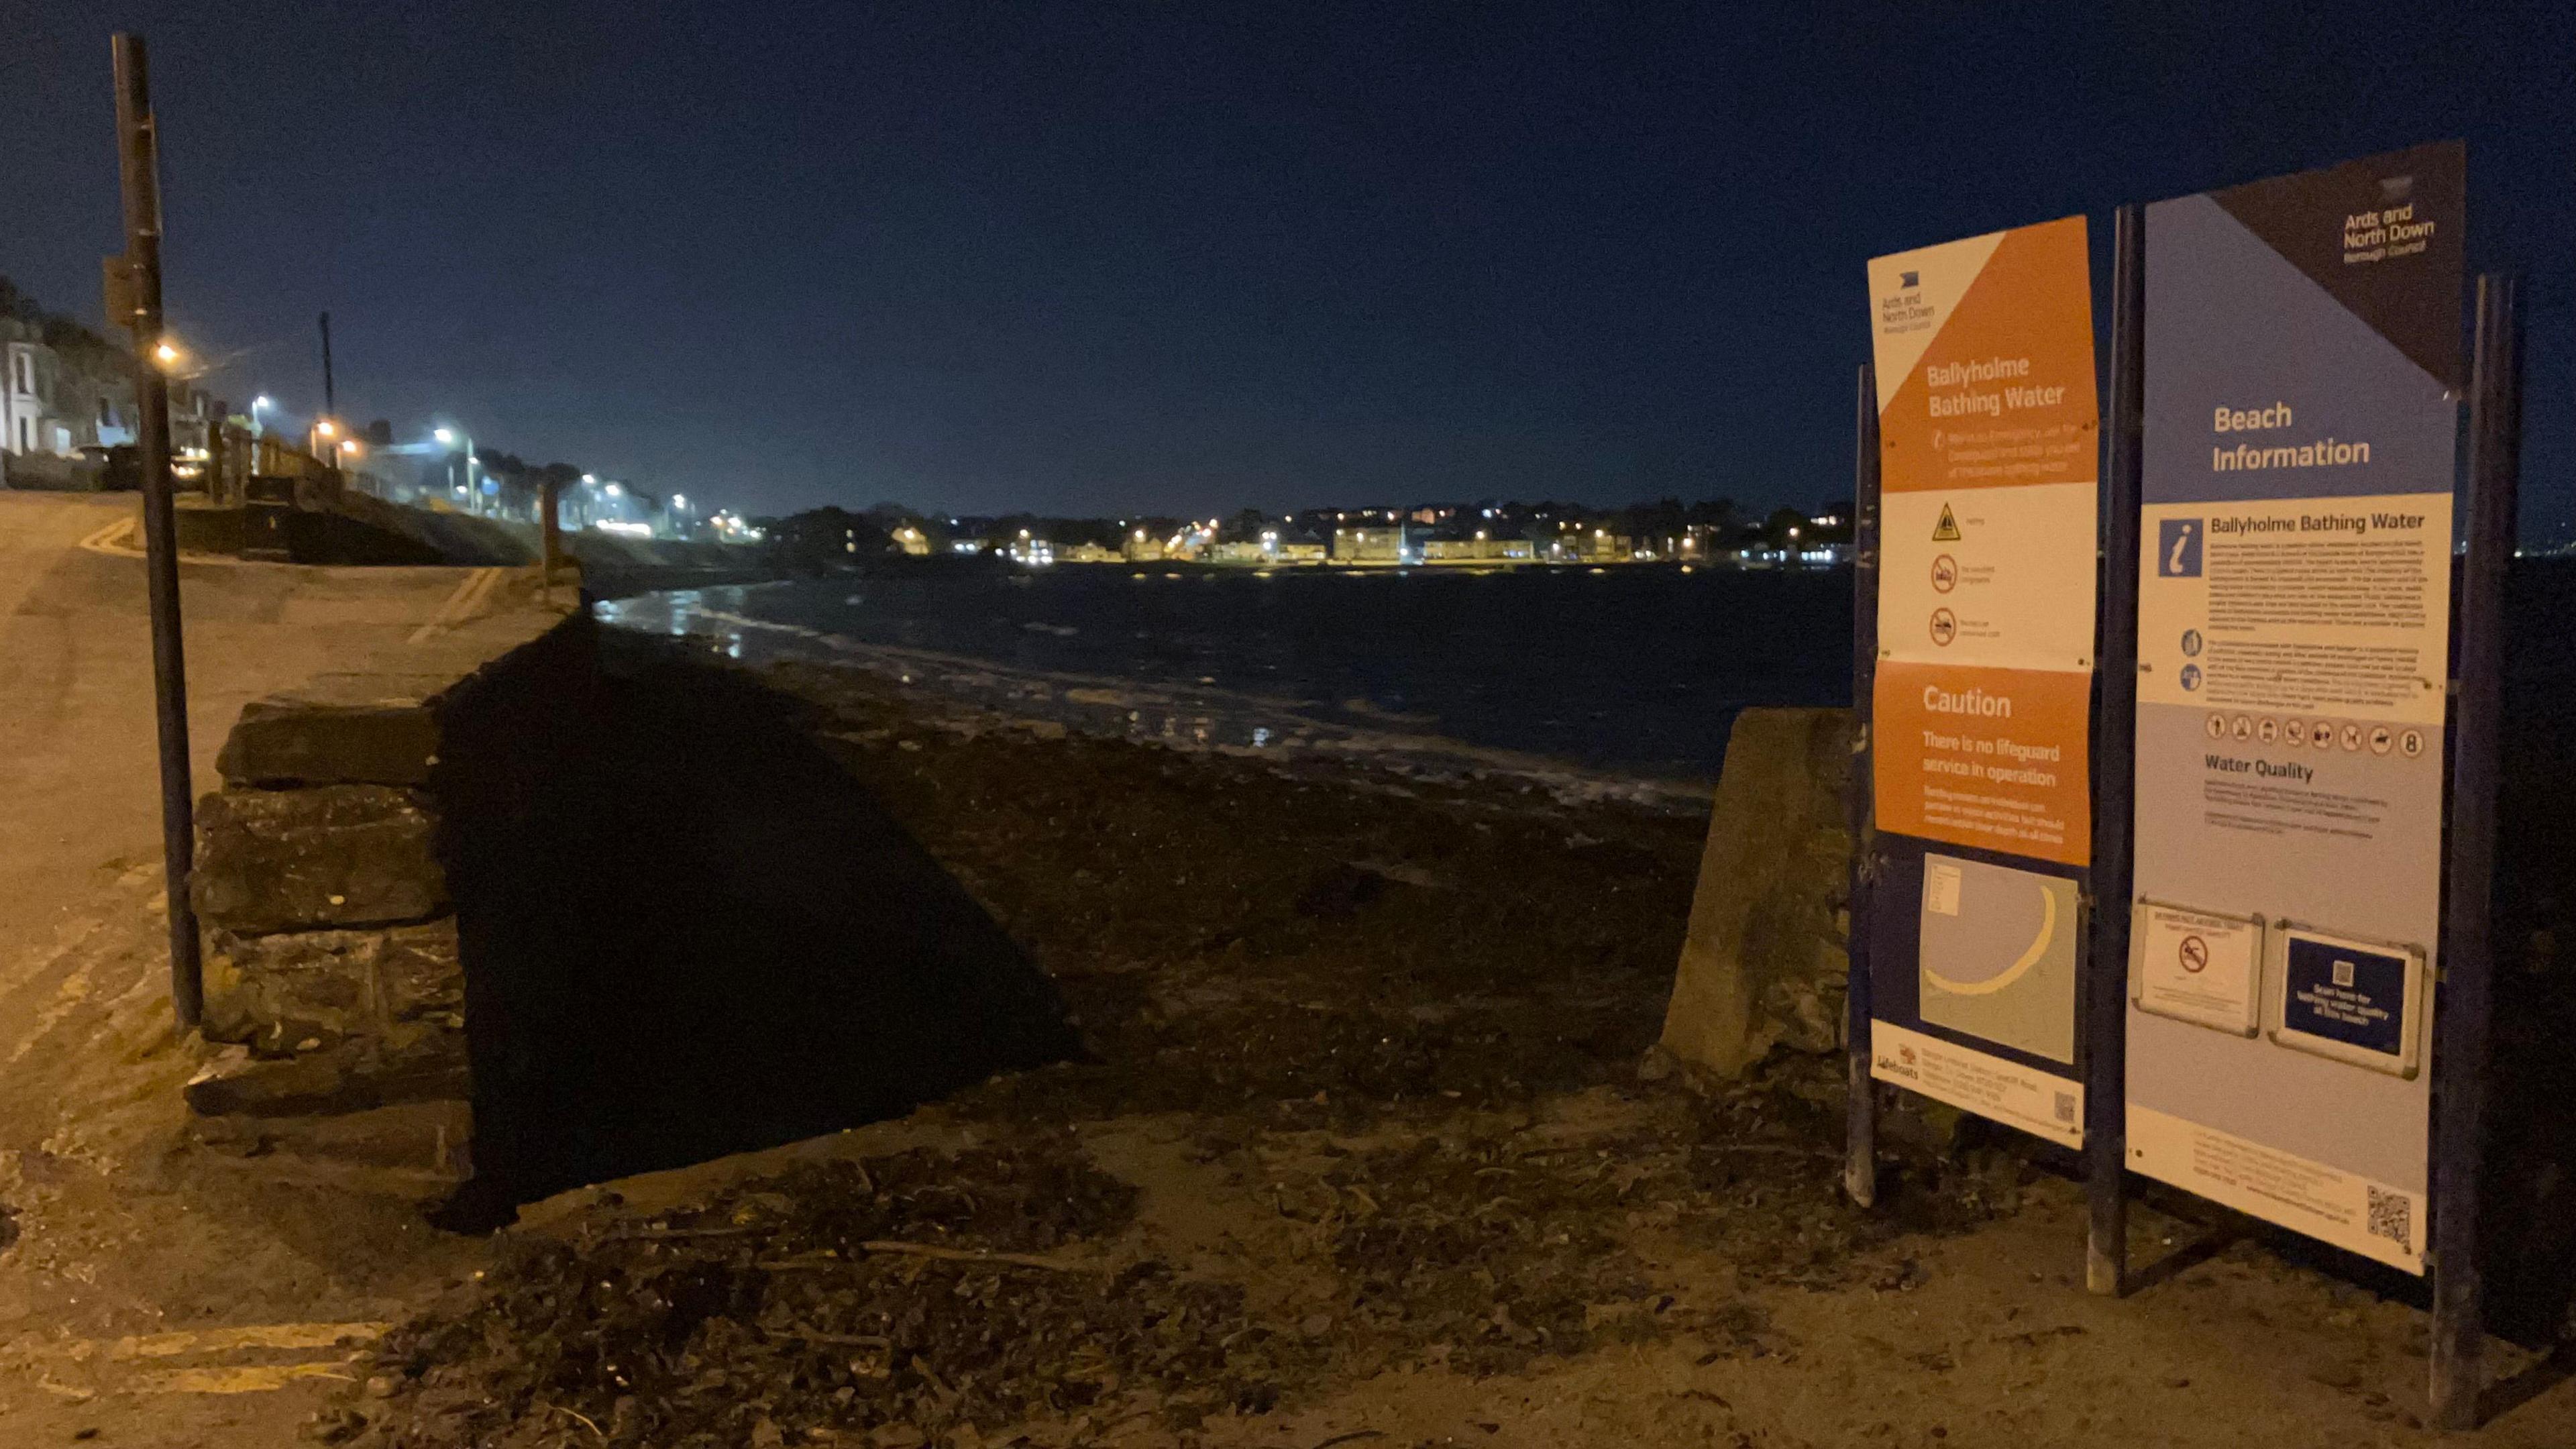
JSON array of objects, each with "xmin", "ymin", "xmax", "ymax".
[{"xmin": 2127, "ymin": 143, "xmax": 2462, "ymax": 1273}]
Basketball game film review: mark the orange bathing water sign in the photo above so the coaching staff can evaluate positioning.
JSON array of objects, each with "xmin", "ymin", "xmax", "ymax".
[{"xmin": 1866, "ymin": 217, "xmax": 2098, "ymax": 865}]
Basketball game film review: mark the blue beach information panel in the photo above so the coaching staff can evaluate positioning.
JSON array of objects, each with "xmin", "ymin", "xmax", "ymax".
[{"xmin": 2125, "ymin": 143, "xmax": 2463, "ymax": 1273}]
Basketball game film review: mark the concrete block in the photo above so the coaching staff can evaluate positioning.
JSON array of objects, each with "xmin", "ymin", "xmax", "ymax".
[
  {"xmin": 184, "ymin": 1035, "xmax": 469, "ymax": 1118},
  {"xmin": 191, "ymin": 1098, "xmax": 472, "ymax": 1185},
  {"xmin": 215, "ymin": 697, "xmax": 440, "ymax": 788},
  {"xmin": 172, "ymin": 498, "xmax": 247, "ymax": 557},
  {"xmin": 1658, "ymin": 708, "xmax": 1854, "ymax": 1079},
  {"xmin": 193, "ymin": 785, "xmax": 447, "ymax": 934},
  {"xmin": 202, "ymin": 918, "xmax": 463, "ymax": 1053}
]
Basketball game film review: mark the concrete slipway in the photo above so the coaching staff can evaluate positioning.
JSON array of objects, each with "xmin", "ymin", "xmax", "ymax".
[{"xmin": 0, "ymin": 492, "xmax": 556, "ymax": 1443}]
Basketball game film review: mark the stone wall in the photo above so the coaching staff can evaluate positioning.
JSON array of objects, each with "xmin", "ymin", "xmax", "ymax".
[
  {"xmin": 1654, "ymin": 707, "xmax": 1855, "ymax": 1081},
  {"xmin": 183, "ymin": 604, "xmax": 566, "ymax": 1191}
]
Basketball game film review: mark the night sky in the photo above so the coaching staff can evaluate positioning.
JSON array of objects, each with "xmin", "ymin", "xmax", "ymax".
[{"xmin": 7, "ymin": 3, "xmax": 2571, "ymax": 533}]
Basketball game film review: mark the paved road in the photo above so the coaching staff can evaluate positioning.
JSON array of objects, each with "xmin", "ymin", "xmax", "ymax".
[
  {"xmin": 0, "ymin": 493, "xmax": 509, "ymax": 982},
  {"xmin": 0, "ymin": 493, "xmax": 530, "ymax": 1444}
]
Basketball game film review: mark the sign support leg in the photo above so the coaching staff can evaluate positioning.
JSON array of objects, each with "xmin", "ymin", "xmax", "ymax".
[
  {"xmin": 2086, "ymin": 203, "xmax": 2146, "ymax": 1295},
  {"xmin": 2429, "ymin": 272, "xmax": 2520, "ymax": 1432},
  {"xmin": 1845, "ymin": 362, "xmax": 1881, "ymax": 1208}
]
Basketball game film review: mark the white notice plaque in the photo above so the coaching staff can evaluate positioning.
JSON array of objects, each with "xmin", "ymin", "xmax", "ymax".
[{"xmin": 2131, "ymin": 900, "xmax": 2263, "ymax": 1036}]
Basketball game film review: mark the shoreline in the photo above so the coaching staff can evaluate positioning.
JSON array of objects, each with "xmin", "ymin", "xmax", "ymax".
[{"xmin": 604, "ymin": 596, "xmax": 1728, "ymax": 815}]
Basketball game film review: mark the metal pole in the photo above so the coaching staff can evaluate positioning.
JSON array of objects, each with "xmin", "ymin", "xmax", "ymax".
[
  {"xmin": 541, "ymin": 474, "xmax": 564, "ymax": 591},
  {"xmin": 318, "ymin": 311, "xmax": 334, "ymax": 417},
  {"xmin": 2086, "ymin": 203, "xmax": 2146, "ymax": 1296},
  {"xmin": 1845, "ymin": 361, "xmax": 1881, "ymax": 1208},
  {"xmin": 112, "ymin": 33, "xmax": 202, "ymax": 1029},
  {"xmin": 3, "ymin": 336, "xmax": 16, "ymax": 477},
  {"xmin": 2429, "ymin": 272, "xmax": 2520, "ymax": 1432}
]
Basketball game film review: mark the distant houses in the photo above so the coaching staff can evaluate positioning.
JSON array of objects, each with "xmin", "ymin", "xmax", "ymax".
[
  {"xmin": 1, "ymin": 314, "xmax": 219, "ymax": 490},
  {"xmin": 764, "ymin": 497, "xmax": 1856, "ymax": 573},
  {"xmin": 1330, "ymin": 525, "xmax": 1405, "ymax": 563}
]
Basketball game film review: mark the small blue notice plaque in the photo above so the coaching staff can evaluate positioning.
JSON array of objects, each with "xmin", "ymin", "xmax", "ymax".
[
  {"xmin": 2281, "ymin": 936, "xmax": 2407, "ymax": 1057},
  {"xmin": 2267, "ymin": 928, "xmax": 2423, "ymax": 1077}
]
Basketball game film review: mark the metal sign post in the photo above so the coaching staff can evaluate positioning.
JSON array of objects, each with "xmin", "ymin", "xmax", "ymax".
[
  {"xmin": 111, "ymin": 32, "xmax": 203, "ymax": 1029},
  {"xmin": 2428, "ymin": 271, "xmax": 2522, "ymax": 1430},
  {"xmin": 1845, "ymin": 361, "xmax": 1881, "ymax": 1208},
  {"xmin": 2086, "ymin": 203, "xmax": 2146, "ymax": 1295}
]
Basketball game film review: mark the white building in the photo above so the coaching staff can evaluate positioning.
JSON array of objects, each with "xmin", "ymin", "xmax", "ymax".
[
  {"xmin": 3, "ymin": 335, "xmax": 74, "ymax": 458},
  {"xmin": 2, "ymin": 327, "xmax": 146, "ymax": 467}
]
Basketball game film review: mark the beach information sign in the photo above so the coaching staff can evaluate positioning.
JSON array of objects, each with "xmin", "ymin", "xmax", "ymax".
[
  {"xmin": 1863, "ymin": 217, "xmax": 2100, "ymax": 1146},
  {"xmin": 2125, "ymin": 143, "xmax": 2463, "ymax": 1273}
]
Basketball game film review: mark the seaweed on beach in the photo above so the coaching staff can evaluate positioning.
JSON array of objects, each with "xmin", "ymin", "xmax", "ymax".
[
  {"xmin": 355, "ymin": 1138, "xmax": 1323, "ymax": 1448},
  {"xmin": 341, "ymin": 1056, "xmax": 2031, "ymax": 1448},
  {"xmin": 340, "ymin": 665, "xmax": 2034, "ymax": 1448}
]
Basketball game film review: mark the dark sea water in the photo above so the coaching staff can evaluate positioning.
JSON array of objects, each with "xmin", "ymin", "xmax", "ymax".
[
  {"xmin": 600, "ymin": 565, "xmax": 1855, "ymax": 794},
  {"xmin": 599, "ymin": 558, "xmax": 2576, "ymax": 802}
]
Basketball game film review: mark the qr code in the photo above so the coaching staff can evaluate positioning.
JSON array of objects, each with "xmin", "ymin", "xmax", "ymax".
[
  {"xmin": 2366, "ymin": 1186, "xmax": 2413, "ymax": 1248},
  {"xmin": 2052, "ymin": 1091, "xmax": 2078, "ymax": 1125}
]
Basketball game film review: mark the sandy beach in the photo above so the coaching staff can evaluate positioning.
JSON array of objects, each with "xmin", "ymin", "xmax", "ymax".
[{"xmin": 326, "ymin": 653, "xmax": 2573, "ymax": 1449}]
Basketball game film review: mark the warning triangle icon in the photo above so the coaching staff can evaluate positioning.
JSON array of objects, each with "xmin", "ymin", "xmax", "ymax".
[{"xmin": 1932, "ymin": 504, "xmax": 1962, "ymax": 541}]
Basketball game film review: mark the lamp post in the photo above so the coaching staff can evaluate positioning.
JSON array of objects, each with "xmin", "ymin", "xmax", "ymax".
[{"xmin": 434, "ymin": 425, "xmax": 475, "ymax": 514}]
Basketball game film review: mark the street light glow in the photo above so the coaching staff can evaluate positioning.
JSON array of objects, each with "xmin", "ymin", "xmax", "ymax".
[
  {"xmin": 315, "ymin": 419, "xmax": 337, "ymax": 438},
  {"xmin": 252, "ymin": 395, "xmax": 272, "ymax": 411},
  {"xmin": 604, "ymin": 482, "xmax": 623, "ymax": 498},
  {"xmin": 434, "ymin": 427, "xmax": 456, "ymax": 445},
  {"xmin": 152, "ymin": 340, "xmax": 180, "ymax": 365}
]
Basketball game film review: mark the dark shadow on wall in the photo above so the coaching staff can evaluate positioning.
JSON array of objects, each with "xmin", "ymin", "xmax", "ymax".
[{"xmin": 429, "ymin": 616, "xmax": 1077, "ymax": 1226}]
